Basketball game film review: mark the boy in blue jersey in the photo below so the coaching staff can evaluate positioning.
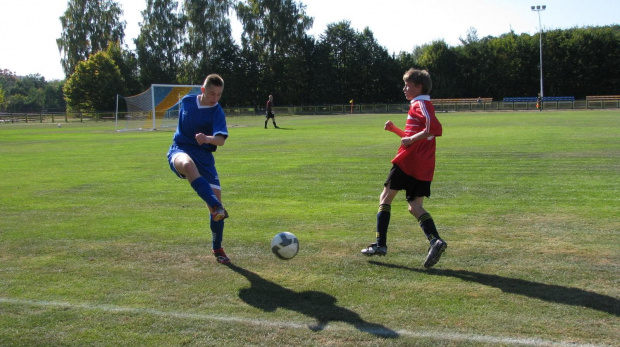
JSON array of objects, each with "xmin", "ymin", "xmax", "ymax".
[{"xmin": 167, "ymin": 74, "xmax": 231, "ymax": 264}]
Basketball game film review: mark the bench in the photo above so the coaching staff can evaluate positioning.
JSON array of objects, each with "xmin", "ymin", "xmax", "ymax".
[
  {"xmin": 586, "ymin": 95, "xmax": 620, "ymax": 101},
  {"xmin": 432, "ymin": 98, "xmax": 492, "ymax": 103},
  {"xmin": 503, "ymin": 96, "xmax": 575, "ymax": 102}
]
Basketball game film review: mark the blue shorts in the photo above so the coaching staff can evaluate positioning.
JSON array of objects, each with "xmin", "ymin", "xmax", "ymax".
[{"xmin": 167, "ymin": 144, "xmax": 221, "ymax": 190}]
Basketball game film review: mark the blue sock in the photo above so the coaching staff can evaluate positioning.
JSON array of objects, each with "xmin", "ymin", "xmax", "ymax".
[
  {"xmin": 190, "ymin": 177, "xmax": 221, "ymax": 208},
  {"xmin": 211, "ymin": 218, "xmax": 224, "ymax": 250}
]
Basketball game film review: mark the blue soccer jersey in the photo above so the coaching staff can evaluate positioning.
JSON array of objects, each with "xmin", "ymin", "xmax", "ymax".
[{"xmin": 172, "ymin": 94, "xmax": 228, "ymax": 152}]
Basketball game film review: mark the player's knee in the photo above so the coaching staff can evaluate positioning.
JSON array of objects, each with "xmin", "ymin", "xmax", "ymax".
[
  {"xmin": 174, "ymin": 157, "xmax": 198, "ymax": 177},
  {"xmin": 408, "ymin": 202, "xmax": 426, "ymax": 219}
]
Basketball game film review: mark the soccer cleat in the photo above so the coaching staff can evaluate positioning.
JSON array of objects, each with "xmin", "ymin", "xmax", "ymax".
[
  {"xmin": 361, "ymin": 243, "xmax": 387, "ymax": 256},
  {"xmin": 424, "ymin": 238, "xmax": 447, "ymax": 268},
  {"xmin": 213, "ymin": 248, "xmax": 230, "ymax": 264},
  {"xmin": 211, "ymin": 205, "xmax": 229, "ymax": 222}
]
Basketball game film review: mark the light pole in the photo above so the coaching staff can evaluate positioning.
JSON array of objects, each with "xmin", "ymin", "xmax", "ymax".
[{"xmin": 531, "ymin": 5, "xmax": 546, "ymax": 108}]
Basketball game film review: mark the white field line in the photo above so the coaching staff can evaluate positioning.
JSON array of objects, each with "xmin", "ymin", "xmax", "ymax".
[{"xmin": 0, "ymin": 297, "xmax": 609, "ymax": 347}]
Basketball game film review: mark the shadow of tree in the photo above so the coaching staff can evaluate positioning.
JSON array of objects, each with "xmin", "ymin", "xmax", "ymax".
[
  {"xmin": 368, "ymin": 261, "xmax": 619, "ymax": 316},
  {"xmin": 227, "ymin": 263, "xmax": 398, "ymax": 338}
]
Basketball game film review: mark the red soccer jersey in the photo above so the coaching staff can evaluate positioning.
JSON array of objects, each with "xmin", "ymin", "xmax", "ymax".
[{"xmin": 391, "ymin": 96, "xmax": 442, "ymax": 181}]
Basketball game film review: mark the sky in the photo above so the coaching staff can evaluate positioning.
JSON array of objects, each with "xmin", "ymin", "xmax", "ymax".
[{"xmin": 1, "ymin": 0, "xmax": 618, "ymax": 81}]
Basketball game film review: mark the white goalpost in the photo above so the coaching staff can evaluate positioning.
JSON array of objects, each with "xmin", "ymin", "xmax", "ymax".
[{"xmin": 115, "ymin": 84, "xmax": 202, "ymax": 131}]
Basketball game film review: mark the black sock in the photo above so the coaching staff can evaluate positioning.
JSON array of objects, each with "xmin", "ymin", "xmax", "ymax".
[
  {"xmin": 376, "ymin": 204, "xmax": 391, "ymax": 247},
  {"xmin": 418, "ymin": 213, "xmax": 440, "ymax": 241}
]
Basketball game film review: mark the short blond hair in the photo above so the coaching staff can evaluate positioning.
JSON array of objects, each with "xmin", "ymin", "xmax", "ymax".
[{"xmin": 203, "ymin": 74, "xmax": 224, "ymax": 89}]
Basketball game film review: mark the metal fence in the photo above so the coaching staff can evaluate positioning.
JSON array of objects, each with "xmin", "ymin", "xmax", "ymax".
[
  {"xmin": 1, "ymin": 99, "xmax": 618, "ymax": 124},
  {"xmin": 0, "ymin": 112, "xmax": 117, "ymax": 124},
  {"xmin": 270, "ymin": 99, "xmax": 619, "ymax": 115}
]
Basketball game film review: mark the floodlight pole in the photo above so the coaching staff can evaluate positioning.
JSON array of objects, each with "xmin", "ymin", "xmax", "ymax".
[{"xmin": 531, "ymin": 5, "xmax": 546, "ymax": 106}]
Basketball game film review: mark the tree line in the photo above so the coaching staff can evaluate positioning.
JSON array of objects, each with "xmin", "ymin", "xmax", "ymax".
[{"xmin": 1, "ymin": 0, "xmax": 618, "ymax": 113}]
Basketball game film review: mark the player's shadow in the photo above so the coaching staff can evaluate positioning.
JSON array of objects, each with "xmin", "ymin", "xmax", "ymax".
[
  {"xmin": 368, "ymin": 261, "xmax": 620, "ymax": 316},
  {"xmin": 226, "ymin": 263, "xmax": 398, "ymax": 338}
]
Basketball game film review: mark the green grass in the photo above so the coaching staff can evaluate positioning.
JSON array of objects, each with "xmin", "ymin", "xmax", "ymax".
[{"xmin": 0, "ymin": 111, "xmax": 618, "ymax": 346}]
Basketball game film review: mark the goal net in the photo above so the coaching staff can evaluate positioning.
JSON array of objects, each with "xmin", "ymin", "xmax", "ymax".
[{"xmin": 115, "ymin": 84, "xmax": 202, "ymax": 131}]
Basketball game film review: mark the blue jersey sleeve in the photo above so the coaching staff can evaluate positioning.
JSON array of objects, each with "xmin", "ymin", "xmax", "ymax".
[
  {"xmin": 212, "ymin": 105, "xmax": 228, "ymax": 139},
  {"xmin": 201, "ymin": 105, "xmax": 227, "ymax": 152}
]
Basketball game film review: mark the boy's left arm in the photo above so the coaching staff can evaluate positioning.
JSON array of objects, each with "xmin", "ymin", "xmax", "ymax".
[
  {"xmin": 196, "ymin": 133, "xmax": 226, "ymax": 146},
  {"xmin": 402, "ymin": 111, "xmax": 442, "ymax": 146},
  {"xmin": 401, "ymin": 130, "xmax": 433, "ymax": 146}
]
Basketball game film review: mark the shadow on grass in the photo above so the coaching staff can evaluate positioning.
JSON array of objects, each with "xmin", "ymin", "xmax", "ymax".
[
  {"xmin": 227, "ymin": 263, "xmax": 398, "ymax": 338},
  {"xmin": 369, "ymin": 261, "xmax": 620, "ymax": 316}
]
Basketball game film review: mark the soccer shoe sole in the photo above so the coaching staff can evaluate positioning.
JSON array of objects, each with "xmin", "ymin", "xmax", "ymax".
[{"xmin": 211, "ymin": 209, "xmax": 229, "ymax": 222}]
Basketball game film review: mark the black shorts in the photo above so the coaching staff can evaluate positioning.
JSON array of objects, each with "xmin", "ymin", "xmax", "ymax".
[
  {"xmin": 384, "ymin": 164, "xmax": 431, "ymax": 201},
  {"xmin": 266, "ymin": 111, "xmax": 275, "ymax": 118}
]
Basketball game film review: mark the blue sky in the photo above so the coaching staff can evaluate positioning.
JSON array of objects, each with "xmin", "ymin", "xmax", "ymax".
[{"xmin": 1, "ymin": 0, "xmax": 618, "ymax": 81}]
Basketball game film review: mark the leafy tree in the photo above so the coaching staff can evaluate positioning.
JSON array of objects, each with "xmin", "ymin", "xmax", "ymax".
[
  {"xmin": 319, "ymin": 21, "xmax": 358, "ymax": 103},
  {"xmin": 0, "ymin": 70, "xmax": 66, "ymax": 112},
  {"xmin": 236, "ymin": 0, "xmax": 313, "ymax": 105},
  {"xmin": 0, "ymin": 69, "xmax": 18, "ymax": 92},
  {"xmin": 543, "ymin": 26, "xmax": 620, "ymax": 98},
  {"xmin": 135, "ymin": 0, "xmax": 185, "ymax": 86},
  {"xmin": 63, "ymin": 51, "xmax": 127, "ymax": 111},
  {"xmin": 416, "ymin": 40, "xmax": 460, "ymax": 98},
  {"xmin": 2, "ymin": 74, "xmax": 46, "ymax": 112},
  {"xmin": 44, "ymin": 81, "xmax": 67, "ymax": 112},
  {"xmin": 106, "ymin": 42, "xmax": 142, "ymax": 95},
  {"xmin": 319, "ymin": 22, "xmax": 401, "ymax": 104},
  {"xmin": 236, "ymin": 0, "xmax": 313, "ymax": 57},
  {"xmin": 181, "ymin": 0, "xmax": 239, "ymax": 86},
  {"xmin": 355, "ymin": 28, "xmax": 401, "ymax": 103},
  {"xmin": 57, "ymin": 0, "xmax": 126, "ymax": 77},
  {"xmin": 0, "ymin": 85, "xmax": 5, "ymax": 111}
]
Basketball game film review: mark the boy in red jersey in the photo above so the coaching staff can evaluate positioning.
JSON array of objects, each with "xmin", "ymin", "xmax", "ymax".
[{"xmin": 361, "ymin": 68, "xmax": 447, "ymax": 268}]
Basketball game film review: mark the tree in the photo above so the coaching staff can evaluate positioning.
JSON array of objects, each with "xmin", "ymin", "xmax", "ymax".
[
  {"xmin": 319, "ymin": 21, "xmax": 357, "ymax": 103},
  {"xmin": 135, "ymin": 0, "xmax": 184, "ymax": 86},
  {"xmin": 0, "ymin": 85, "xmax": 5, "ymax": 111},
  {"xmin": 63, "ymin": 51, "xmax": 127, "ymax": 112},
  {"xmin": 181, "ymin": 0, "xmax": 239, "ymax": 85},
  {"xmin": 318, "ymin": 22, "xmax": 400, "ymax": 104},
  {"xmin": 236, "ymin": 0, "xmax": 313, "ymax": 57},
  {"xmin": 3, "ymin": 74, "xmax": 47, "ymax": 112},
  {"xmin": 543, "ymin": 26, "xmax": 620, "ymax": 98},
  {"xmin": 235, "ymin": 0, "xmax": 313, "ymax": 105},
  {"xmin": 0, "ymin": 70, "xmax": 66, "ymax": 112},
  {"xmin": 57, "ymin": 0, "xmax": 126, "ymax": 77},
  {"xmin": 44, "ymin": 81, "xmax": 67, "ymax": 112},
  {"xmin": 106, "ymin": 42, "xmax": 142, "ymax": 95},
  {"xmin": 416, "ymin": 40, "xmax": 460, "ymax": 98}
]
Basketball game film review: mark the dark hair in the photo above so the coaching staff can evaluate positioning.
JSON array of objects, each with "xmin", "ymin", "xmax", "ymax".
[{"xmin": 403, "ymin": 69, "xmax": 432, "ymax": 94}]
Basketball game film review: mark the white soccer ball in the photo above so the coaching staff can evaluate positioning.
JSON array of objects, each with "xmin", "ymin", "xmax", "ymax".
[
  {"xmin": 271, "ymin": 232, "xmax": 299, "ymax": 260},
  {"xmin": 57, "ymin": 124, "xmax": 62, "ymax": 128}
]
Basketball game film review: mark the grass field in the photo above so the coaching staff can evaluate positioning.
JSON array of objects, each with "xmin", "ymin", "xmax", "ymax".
[{"xmin": 0, "ymin": 110, "xmax": 618, "ymax": 346}]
